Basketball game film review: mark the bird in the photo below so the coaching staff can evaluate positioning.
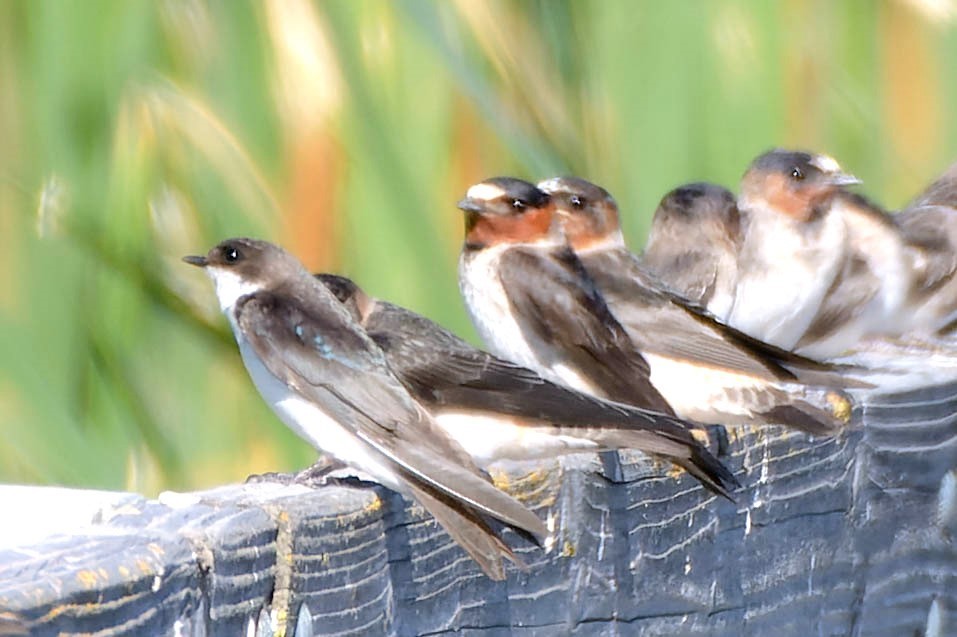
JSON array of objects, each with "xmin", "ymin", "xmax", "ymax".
[
  {"xmin": 728, "ymin": 149, "xmax": 862, "ymax": 352},
  {"xmin": 538, "ymin": 175, "xmax": 855, "ymax": 435},
  {"xmin": 641, "ymin": 182, "xmax": 741, "ymax": 322},
  {"xmin": 456, "ymin": 177, "xmax": 676, "ymax": 415},
  {"xmin": 895, "ymin": 161, "xmax": 957, "ymax": 336},
  {"xmin": 315, "ymin": 273, "xmax": 739, "ymax": 498},
  {"xmin": 184, "ymin": 237, "xmax": 546, "ymax": 580}
]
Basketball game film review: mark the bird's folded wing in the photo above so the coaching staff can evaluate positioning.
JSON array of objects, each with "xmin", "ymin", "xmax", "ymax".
[
  {"xmin": 496, "ymin": 247, "xmax": 675, "ymax": 414},
  {"xmin": 586, "ymin": 250, "xmax": 799, "ymax": 381}
]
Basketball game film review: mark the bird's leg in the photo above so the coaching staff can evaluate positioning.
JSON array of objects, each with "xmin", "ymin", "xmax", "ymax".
[
  {"xmin": 245, "ymin": 455, "xmax": 345, "ymax": 487},
  {"xmin": 293, "ymin": 456, "xmax": 347, "ymax": 486}
]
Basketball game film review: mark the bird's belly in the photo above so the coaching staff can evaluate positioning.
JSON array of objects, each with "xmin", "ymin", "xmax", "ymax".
[
  {"xmin": 433, "ymin": 409, "xmax": 598, "ymax": 464},
  {"xmin": 643, "ymin": 352, "xmax": 770, "ymax": 425},
  {"xmin": 238, "ymin": 341, "xmax": 403, "ymax": 491}
]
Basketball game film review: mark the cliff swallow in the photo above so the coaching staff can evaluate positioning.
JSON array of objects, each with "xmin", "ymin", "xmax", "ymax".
[
  {"xmin": 539, "ymin": 176, "xmax": 855, "ymax": 435},
  {"xmin": 641, "ymin": 182, "xmax": 741, "ymax": 321},
  {"xmin": 896, "ymin": 161, "xmax": 957, "ymax": 335},
  {"xmin": 184, "ymin": 238, "xmax": 546, "ymax": 580},
  {"xmin": 729, "ymin": 149, "xmax": 861, "ymax": 352},
  {"xmin": 316, "ymin": 273, "xmax": 739, "ymax": 498},
  {"xmin": 456, "ymin": 177, "xmax": 675, "ymax": 415}
]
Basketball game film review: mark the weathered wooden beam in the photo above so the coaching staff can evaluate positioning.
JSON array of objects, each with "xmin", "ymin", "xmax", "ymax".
[{"xmin": 1, "ymin": 379, "xmax": 955, "ymax": 636}]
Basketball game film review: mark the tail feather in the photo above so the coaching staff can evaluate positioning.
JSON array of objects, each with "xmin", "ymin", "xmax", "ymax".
[
  {"xmin": 407, "ymin": 482, "xmax": 528, "ymax": 581},
  {"xmin": 590, "ymin": 427, "xmax": 739, "ymax": 500},
  {"xmin": 674, "ymin": 445, "xmax": 740, "ymax": 501},
  {"xmin": 758, "ymin": 387, "xmax": 856, "ymax": 436}
]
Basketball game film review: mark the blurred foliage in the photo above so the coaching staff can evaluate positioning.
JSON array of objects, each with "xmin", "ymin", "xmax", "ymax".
[{"xmin": 1, "ymin": 0, "xmax": 956, "ymax": 494}]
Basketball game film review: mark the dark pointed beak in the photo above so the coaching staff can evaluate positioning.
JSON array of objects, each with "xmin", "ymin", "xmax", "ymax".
[
  {"xmin": 182, "ymin": 255, "xmax": 208, "ymax": 267},
  {"xmin": 828, "ymin": 172, "xmax": 862, "ymax": 187},
  {"xmin": 457, "ymin": 197, "xmax": 484, "ymax": 214}
]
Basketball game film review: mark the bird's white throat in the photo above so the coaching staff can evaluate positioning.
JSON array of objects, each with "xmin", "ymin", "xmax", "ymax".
[{"xmin": 206, "ymin": 267, "xmax": 263, "ymax": 314}]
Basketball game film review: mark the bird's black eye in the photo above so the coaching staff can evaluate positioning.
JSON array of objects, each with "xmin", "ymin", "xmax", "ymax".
[
  {"xmin": 790, "ymin": 167, "xmax": 804, "ymax": 181},
  {"xmin": 570, "ymin": 195, "xmax": 584, "ymax": 209},
  {"xmin": 511, "ymin": 199, "xmax": 526, "ymax": 210},
  {"xmin": 223, "ymin": 247, "xmax": 240, "ymax": 263}
]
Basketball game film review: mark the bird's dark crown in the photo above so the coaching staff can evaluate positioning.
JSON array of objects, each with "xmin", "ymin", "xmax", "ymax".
[
  {"xmin": 539, "ymin": 176, "xmax": 615, "ymax": 209},
  {"xmin": 747, "ymin": 148, "xmax": 841, "ymax": 186},
  {"xmin": 461, "ymin": 177, "xmax": 550, "ymax": 215},
  {"xmin": 661, "ymin": 183, "xmax": 737, "ymax": 219}
]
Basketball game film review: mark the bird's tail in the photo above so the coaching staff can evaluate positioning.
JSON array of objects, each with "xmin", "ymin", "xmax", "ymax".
[
  {"xmin": 673, "ymin": 444, "xmax": 740, "ymax": 501},
  {"xmin": 407, "ymin": 482, "xmax": 529, "ymax": 581},
  {"xmin": 587, "ymin": 425, "xmax": 739, "ymax": 500},
  {"xmin": 756, "ymin": 386, "xmax": 857, "ymax": 436}
]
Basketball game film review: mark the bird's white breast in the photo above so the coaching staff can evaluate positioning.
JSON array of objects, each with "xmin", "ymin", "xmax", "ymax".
[
  {"xmin": 236, "ymin": 338, "xmax": 403, "ymax": 492},
  {"xmin": 459, "ymin": 246, "xmax": 545, "ymax": 371},
  {"xmin": 729, "ymin": 209, "xmax": 846, "ymax": 349},
  {"xmin": 206, "ymin": 267, "xmax": 263, "ymax": 315}
]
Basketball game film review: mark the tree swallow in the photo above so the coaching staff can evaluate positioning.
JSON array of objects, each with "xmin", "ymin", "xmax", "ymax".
[
  {"xmin": 316, "ymin": 273, "xmax": 739, "ymax": 498},
  {"xmin": 184, "ymin": 238, "xmax": 546, "ymax": 580},
  {"xmin": 641, "ymin": 182, "xmax": 741, "ymax": 322},
  {"xmin": 539, "ymin": 176, "xmax": 855, "ymax": 435},
  {"xmin": 729, "ymin": 149, "xmax": 861, "ymax": 351},
  {"xmin": 456, "ymin": 177, "xmax": 675, "ymax": 415}
]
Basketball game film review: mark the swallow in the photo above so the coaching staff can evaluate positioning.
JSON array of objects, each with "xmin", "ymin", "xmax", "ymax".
[
  {"xmin": 641, "ymin": 182, "xmax": 741, "ymax": 321},
  {"xmin": 728, "ymin": 149, "xmax": 863, "ymax": 352},
  {"xmin": 456, "ymin": 177, "xmax": 676, "ymax": 415},
  {"xmin": 184, "ymin": 238, "xmax": 546, "ymax": 580},
  {"xmin": 316, "ymin": 273, "xmax": 739, "ymax": 498},
  {"xmin": 895, "ymin": 161, "xmax": 957, "ymax": 335},
  {"xmin": 538, "ymin": 176, "xmax": 855, "ymax": 435}
]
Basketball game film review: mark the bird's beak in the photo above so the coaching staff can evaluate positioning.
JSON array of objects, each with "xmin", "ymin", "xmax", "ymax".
[
  {"xmin": 182, "ymin": 255, "xmax": 208, "ymax": 267},
  {"xmin": 457, "ymin": 197, "xmax": 485, "ymax": 214},
  {"xmin": 828, "ymin": 172, "xmax": 862, "ymax": 187}
]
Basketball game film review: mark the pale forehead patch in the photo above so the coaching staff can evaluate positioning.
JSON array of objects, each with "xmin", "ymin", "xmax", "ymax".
[
  {"xmin": 466, "ymin": 182, "xmax": 507, "ymax": 201},
  {"xmin": 536, "ymin": 177, "xmax": 564, "ymax": 194},
  {"xmin": 809, "ymin": 154, "xmax": 842, "ymax": 174}
]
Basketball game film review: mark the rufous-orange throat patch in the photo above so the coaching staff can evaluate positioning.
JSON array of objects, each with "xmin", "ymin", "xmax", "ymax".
[
  {"xmin": 763, "ymin": 173, "xmax": 828, "ymax": 222},
  {"xmin": 465, "ymin": 205, "xmax": 556, "ymax": 247}
]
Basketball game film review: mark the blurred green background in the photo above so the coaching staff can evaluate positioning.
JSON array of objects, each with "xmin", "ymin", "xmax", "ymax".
[{"xmin": 2, "ymin": 0, "xmax": 956, "ymax": 494}]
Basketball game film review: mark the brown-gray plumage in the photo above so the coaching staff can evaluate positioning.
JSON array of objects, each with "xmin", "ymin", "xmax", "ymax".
[
  {"xmin": 185, "ymin": 238, "xmax": 545, "ymax": 580},
  {"xmin": 316, "ymin": 273, "xmax": 740, "ymax": 499},
  {"xmin": 642, "ymin": 182, "xmax": 741, "ymax": 320}
]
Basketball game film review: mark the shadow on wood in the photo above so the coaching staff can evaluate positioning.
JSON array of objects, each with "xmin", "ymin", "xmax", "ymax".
[{"xmin": 0, "ymin": 381, "xmax": 955, "ymax": 636}]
